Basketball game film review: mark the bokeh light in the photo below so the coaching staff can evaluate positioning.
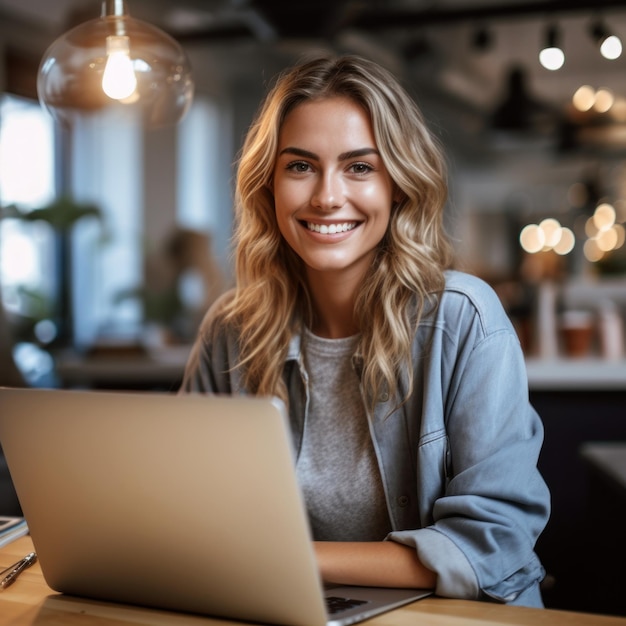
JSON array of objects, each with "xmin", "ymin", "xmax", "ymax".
[
  {"xmin": 520, "ymin": 224, "xmax": 546, "ymax": 253},
  {"xmin": 572, "ymin": 85, "xmax": 595, "ymax": 112}
]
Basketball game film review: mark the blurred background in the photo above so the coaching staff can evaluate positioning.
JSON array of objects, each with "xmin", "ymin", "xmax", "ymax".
[
  {"xmin": 1, "ymin": 0, "xmax": 626, "ymax": 616},
  {"xmin": 1, "ymin": 0, "xmax": 626, "ymax": 379}
]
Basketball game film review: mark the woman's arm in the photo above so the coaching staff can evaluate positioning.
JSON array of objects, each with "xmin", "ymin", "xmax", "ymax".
[{"xmin": 314, "ymin": 541, "xmax": 436, "ymax": 589}]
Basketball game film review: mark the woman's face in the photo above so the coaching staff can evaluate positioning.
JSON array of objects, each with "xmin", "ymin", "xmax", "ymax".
[{"xmin": 272, "ymin": 96, "xmax": 395, "ymax": 287}]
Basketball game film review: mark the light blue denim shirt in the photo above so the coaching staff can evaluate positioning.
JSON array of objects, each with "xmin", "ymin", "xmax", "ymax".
[{"xmin": 180, "ymin": 270, "xmax": 550, "ymax": 607}]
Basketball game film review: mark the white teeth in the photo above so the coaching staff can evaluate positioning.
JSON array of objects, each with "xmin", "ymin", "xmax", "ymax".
[{"xmin": 306, "ymin": 222, "xmax": 356, "ymax": 234}]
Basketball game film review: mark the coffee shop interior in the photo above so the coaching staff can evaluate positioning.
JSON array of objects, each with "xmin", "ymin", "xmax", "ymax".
[{"xmin": 1, "ymin": 0, "xmax": 626, "ymax": 618}]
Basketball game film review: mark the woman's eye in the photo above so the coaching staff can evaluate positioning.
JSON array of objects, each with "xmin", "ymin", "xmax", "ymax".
[
  {"xmin": 286, "ymin": 161, "xmax": 311, "ymax": 173},
  {"xmin": 350, "ymin": 162, "xmax": 373, "ymax": 175}
]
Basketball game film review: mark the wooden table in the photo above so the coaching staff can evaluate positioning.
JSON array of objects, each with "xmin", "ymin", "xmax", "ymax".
[{"xmin": 2, "ymin": 536, "xmax": 626, "ymax": 625}]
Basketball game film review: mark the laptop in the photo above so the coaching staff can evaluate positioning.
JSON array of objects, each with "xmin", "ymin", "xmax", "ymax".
[{"xmin": 0, "ymin": 387, "xmax": 430, "ymax": 626}]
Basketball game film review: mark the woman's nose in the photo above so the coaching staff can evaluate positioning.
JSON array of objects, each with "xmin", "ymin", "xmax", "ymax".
[{"xmin": 311, "ymin": 173, "xmax": 345, "ymax": 211}]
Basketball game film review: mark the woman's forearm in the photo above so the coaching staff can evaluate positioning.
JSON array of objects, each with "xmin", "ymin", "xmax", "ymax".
[{"xmin": 314, "ymin": 541, "xmax": 436, "ymax": 589}]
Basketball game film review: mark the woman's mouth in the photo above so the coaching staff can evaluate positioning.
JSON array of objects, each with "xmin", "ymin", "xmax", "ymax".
[{"xmin": 304, "ymin": 221, "xmax": 358, "ymax": 234}]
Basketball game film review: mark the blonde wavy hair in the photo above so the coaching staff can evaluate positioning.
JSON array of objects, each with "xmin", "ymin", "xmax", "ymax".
[{"xmin": 223, "ymin": 54, "xmax": 453, "ymax": 410}]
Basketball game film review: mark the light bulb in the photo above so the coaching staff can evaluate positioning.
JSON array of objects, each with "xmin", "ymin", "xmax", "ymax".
[{"xmin": 102, "ymin": 35, "xmax": 137, "ymax": 100}]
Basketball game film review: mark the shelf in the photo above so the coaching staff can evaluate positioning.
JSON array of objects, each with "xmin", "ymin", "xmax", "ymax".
[{"xmin": 526, "ymin": 357, "xmax": 626, "ymax": 391}]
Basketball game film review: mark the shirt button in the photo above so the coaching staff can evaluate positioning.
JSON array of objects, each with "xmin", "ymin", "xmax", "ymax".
[{"xmin": 397, "ymin": 495, "xmax": 409, "ymax": 507}]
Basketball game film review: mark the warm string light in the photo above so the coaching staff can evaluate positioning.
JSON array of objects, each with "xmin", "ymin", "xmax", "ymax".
[
  {"xmin": 583, "ymin": 202, "xmax": 626, "ymax": 262},
  {"xmin": 572, "ymin": 85, "xmax": 616, "ymax": 113},
  {"xmin": 520, "ymin": 218, "xmax": 575, "ymax": 255},
  {"xmin": 519, "ymin": 202, "xmax": 626, "ymax": 263}
]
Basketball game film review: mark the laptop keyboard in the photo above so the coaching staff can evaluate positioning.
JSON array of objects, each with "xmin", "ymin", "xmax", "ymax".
[{"xmin": 326, "ymin": 596, "xmax": 368, "ymax": 615}]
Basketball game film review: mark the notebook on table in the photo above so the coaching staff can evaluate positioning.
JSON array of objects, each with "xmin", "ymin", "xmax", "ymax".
[{"xmin": 0, "ymin": 387, "xmax": 430, "ymax": 626}]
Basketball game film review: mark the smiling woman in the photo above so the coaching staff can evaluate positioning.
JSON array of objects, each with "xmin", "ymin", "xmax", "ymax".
[{"xmin": 180, "ymin": 54, "xmax": 550, "ymax": 609}]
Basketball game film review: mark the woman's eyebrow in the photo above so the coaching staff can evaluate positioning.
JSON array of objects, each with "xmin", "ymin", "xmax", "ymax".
[
  {"xmin": 278, "ymin": 147, "xmax": 380, "ymax": 161},
  {"xmin": 278, "ymin": 147, "xmax": 318, "ymax": 160},
  {"xmin": 338, "ymin": 148, "xmax": 380, "ymax": 161}
]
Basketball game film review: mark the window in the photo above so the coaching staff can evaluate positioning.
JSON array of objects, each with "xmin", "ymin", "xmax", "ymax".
[
  {"xmin": 0, "ymin": 93, "xmax": 57, "ymax": 384},
  {"xmin": 0, "ymin": 94, "xmax": 56, "ymax": 336},
  {"xmin": 175, "ymin": 94, "xmax": 233, "ymax": 322},
  {"xmin": 69, "ymin": 111, "xmax": 143, "ymax": 347}
]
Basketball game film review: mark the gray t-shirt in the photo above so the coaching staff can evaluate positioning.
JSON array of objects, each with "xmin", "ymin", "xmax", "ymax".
[{"xmin": 296, "ymin": 327, "xmax": 391, "ymax": 542}]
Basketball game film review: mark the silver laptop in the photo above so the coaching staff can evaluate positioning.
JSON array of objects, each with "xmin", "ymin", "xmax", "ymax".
[{"xmin": 0, "ymin": 387, "xmax": 430, "ymax": 626}]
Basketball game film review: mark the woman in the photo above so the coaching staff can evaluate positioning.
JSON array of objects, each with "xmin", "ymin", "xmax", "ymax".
[{"xmin": 180, "ymin": 54, "xmax": 550, "ymax": 607}]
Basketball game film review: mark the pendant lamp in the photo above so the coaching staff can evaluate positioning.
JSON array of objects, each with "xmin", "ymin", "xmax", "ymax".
[
  {"xmin": 490, "ymin": 66, "xmax": 556, "ymax": 134},
  {"xmin": 37, "ymin": 0, "xmax": 194, "ymax": 129}
]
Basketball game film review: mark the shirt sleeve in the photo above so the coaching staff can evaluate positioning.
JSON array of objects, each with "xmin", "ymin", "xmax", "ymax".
[{"xmin": 178, "ymin": 291, "xmax": 240, "ymax": 395}]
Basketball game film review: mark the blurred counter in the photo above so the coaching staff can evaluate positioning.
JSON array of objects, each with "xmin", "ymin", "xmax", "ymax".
[
  {"xmin": 53, "ymin": 349, "xmax": 626, "ymax": 392},
  {"xmin": 526, "ymin": 357, "xmax": 626, "ymax": 390},
  {"xmin": 53, "ymin": 345, "xmax": 192, "ymax": 391}
]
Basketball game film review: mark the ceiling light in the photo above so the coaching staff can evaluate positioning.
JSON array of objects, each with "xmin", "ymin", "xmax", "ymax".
[
  {"xmin": 37, "ymin": 0, "xmax": 194, "ymax": 129},
  {"xmin": 601, "ymin": 35, "xmax": 622, "ymax": 60},
  {"xmin": 539, "ymin": 25, "xmax": 564, "ymax": 71},
  {"xmin": 590, "ymin": 20, "xmax": 622, "ymax": 60}
]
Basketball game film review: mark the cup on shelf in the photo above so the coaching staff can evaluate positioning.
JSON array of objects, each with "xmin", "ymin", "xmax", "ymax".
[{"xmin": 559, "ymin": 310, "xmax": 595, "ymax": 358}]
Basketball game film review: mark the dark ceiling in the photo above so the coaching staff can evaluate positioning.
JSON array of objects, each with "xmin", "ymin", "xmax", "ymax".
[
  {"xmin": 169, "ymin": 0, "xmax": 626, "ymax": 43},
  {"xmin": 161, "ymin": 0, "xmax": 626, "ymax": 152},
  {"xmin": 3, "ymin": 0, "xmax": 626, "ymax": 155}
]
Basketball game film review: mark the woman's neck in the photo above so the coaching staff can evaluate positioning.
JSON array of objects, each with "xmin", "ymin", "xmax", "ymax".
[{"xmin": 305, "ymin": 270, "xmax": 361, "ymax": 339}]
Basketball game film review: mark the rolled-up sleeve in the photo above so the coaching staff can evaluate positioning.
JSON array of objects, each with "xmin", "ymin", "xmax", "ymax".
[{"xmin": 389, "ymin": 527, "xmax": 480, "ymax": 598}]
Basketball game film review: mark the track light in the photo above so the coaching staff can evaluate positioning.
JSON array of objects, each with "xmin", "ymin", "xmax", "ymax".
[
  {"xmin": 539, "ymin": 25, "xmax": 564, "ymax": 71},
  {"xmin": 590, "ymin": 20, "xmax": 622, "ymax": 60},
  {"xmin": 37, "ymin": 0, "xmax": 194, "ymax": 129},
  {"xmin": 471, "ymin": 25, "xmax": 493, "ymax": 52}
]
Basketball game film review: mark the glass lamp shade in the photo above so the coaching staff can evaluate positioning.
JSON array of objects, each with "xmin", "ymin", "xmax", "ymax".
[{"xmin": 37, "ymin": 1, "xmax": 194, "ymax": 129}]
